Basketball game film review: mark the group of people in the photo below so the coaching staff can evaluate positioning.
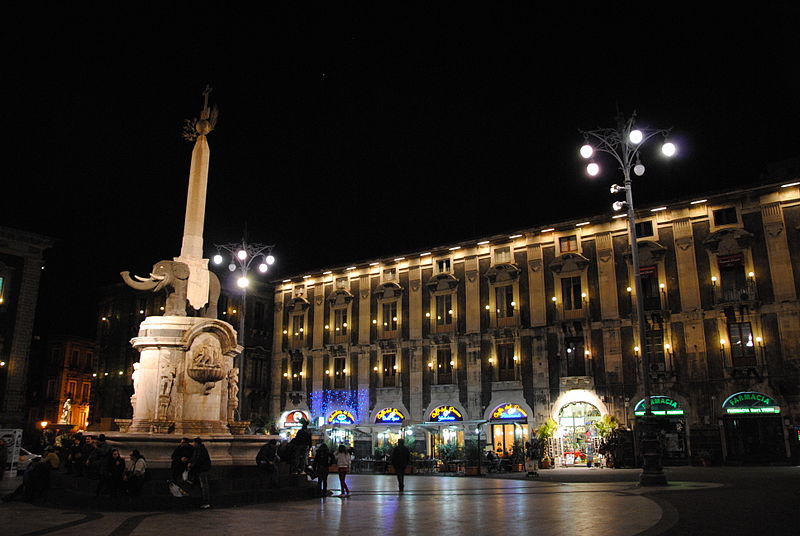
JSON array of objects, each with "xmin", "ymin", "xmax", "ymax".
[
  {"xmin": 1, "ymin": 433, "xmax": 148, "ymax": 503},
  {"xmin": 168, "ymin": 437, "xmax": 212, "ymax": 509}
]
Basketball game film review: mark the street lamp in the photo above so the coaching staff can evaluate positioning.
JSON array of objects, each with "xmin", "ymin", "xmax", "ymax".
[
  {"xmin": 213, "ymin": 239, "xmax": 275, "ymax": 418},
  {"xmin": 579, "ymin": 112, "xmax": 675, "ymax": 486}
]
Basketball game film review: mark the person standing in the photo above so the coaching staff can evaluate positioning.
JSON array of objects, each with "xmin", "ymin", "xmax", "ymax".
[
  {"xmin": 106, "ymin": 449, "xmax": 126, "ymax": 498},
  {"xmin": 312, "ymin": 442, "xmax": 334, "ymax": 497},
  {"xmin": 124, "ymin": 450, "xmax": 147, "ymax": 497},
  {"xmin": 188, "ymin": 437, "xmax": 212, "ymax": 509},
  {"xmin": 170, "ymin": 438, "xmax": 194, "ymax": 482},
  {"xmin": 293, "ymin": 422, "xmax": 312, "ymax": 474},
  {"xmin": 389, "ymin": 439, "xmax": 412, "ymax": 492},
  {"xmin": 335, "ymin": 444, "xmax": 351, "ymax": 497},
  {"xmin": 256, "ymin": 439, "xmax": 279, "ymax": 488}
]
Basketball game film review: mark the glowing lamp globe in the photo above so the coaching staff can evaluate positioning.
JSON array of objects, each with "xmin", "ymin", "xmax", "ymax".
[
  {"xmin": 629, "ymin": 129, "xmax": 643, "ymax": 144},
  {"xmin": 237, "ymin": 250, "xmax": 247, "ymax": 260},
  {"xmin": 580, "ymin": 144, "xmax": 593, "ymax": 159},
  {"xmin": 212, "ymin": 254, "xmax": 223, "ymax": 265},
  {"xmin": 587, "ymin": 162, "xmax": 600, "ymax": 176},
  {"xmin": 266, "ymin": 255, "xmax": 275, "ymax": 265},
  {"xmin": 237, "ymin": 276, "xmax": 250, "ymax": 288},
  {"xmin": 258, "ymin": 263, "xmax": 268, "ymax": 273},
  {"xmin": 661, "ymin": 142, "xmax": 676, "ymax": 157}
]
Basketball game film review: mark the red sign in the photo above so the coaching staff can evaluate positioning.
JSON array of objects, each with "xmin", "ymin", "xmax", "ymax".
[{"xmin": 283, "ymin": 410, "xmax": 309, "ymax": 428}]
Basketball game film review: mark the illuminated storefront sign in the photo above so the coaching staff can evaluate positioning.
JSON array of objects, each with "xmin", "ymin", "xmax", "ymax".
[
  {"xmin": 722, "ymin": 392, "xmax": 780, "ymax": 415},
  {"xmin": 375, "ymin": 408, "xmax": 405, "ymax": 424},
  {"xmin": 282, "ymin": 410, "xmax": 309, "ymax": 428},
  {"xmin": 634, "ymin": 396, "xmax": 685, "ymax": 416},
  {"xmin": 328, "ymin": 410, "xmax": 356, "ymax": 424},
  {"xmin": 429, "ymin": 405, "xmax": 463, "ymax": 422},
  {"xmin": 491, "ymin": 403, "xmax": 528, "ymax": 420}
]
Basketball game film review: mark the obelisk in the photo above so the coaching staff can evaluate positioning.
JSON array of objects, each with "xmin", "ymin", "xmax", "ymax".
[{"xmin": 175, "ymin": 85, "xmax": 217, "ymax": 310}]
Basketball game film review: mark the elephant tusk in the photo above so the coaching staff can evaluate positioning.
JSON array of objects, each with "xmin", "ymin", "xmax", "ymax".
[
  {"xmin": 149, "ymin": 273, "xmax": 166, "ymax": 281},
  {"xmin": 133, "ymin": 275, "xmax": 150, "ymax": 282}
]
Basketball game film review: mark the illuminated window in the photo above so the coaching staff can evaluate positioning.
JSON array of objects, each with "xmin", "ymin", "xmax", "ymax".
[
  {"xmin": 436, "ymin": 347, "xmax": 453, "ymax": 384},
  {"xmin": 495, "ymin": 285, "xmax": 514, "ymax": 318},
  {"xmin": 729, "ymin": 322, "xmax": 756, "ymax": 364},
  {"xmin": 382, "ymin": 353, "xmax": 397, "ymax": 387},
  {"xmin": 292, "ymin": 315, "xmax": 304, "ymax": 339},
  {"xmin": 494, "ymin": 246, "xmax": 511, "ymax": 264},
  {"xmin": 436, "ymin": 294, "xmax": 453, "ymax": 325},
  {"xmin": 383, "ymin": 302, "xmax": 398, "ymax": 331},
  {"xmin": 497, "ymin": 342, "xmax": 517, "ymax": 381},
  {"xmin": 561, "ymin": 277, "xmax": 582, "ymax": 310},
  {"xmin": 559, "ymin": 235, "xmax": 578, "ymax": 253},
  {"xmin": 334, "ymin": 309, "xmax": 348, "ymax": 336}
]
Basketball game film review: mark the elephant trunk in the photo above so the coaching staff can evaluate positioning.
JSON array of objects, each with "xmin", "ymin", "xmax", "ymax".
[{"xmin": 121, "ymin": 271, "xmax": 159, "ymax": 291}]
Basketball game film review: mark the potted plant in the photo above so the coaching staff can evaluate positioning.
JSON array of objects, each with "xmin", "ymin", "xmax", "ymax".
[
  {"xmin": 593, "ymin": 414, "xmax": 618, "ymax": 468},
  {"xmin": 463, "ymin": 440, "xmax": 483, "ymax": 476},
  {"xmin": 511, "ymin": 440, "xmax": 525, "ymax": 471},
  {"xmin": 437, "ymin": 441, "xmax": 460, "ymax": 472},
  {"xmin": 535, "ymin": 418, "xmax": 558, "ymax": 469}
]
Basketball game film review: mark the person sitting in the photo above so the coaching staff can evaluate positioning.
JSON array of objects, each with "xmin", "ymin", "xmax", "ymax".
[
  {"xmin": 124, "ymin": 450, "xmax": 147, "ymax": 497},
  {"xmin": 2, "ymin": 457, "xmax": 51, "ymax": 502}
]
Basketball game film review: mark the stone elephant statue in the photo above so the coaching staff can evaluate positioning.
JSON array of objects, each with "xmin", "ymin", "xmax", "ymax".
[{"xmin": 121, "ymin": 260, "xmax": 220, "ymax": 318}]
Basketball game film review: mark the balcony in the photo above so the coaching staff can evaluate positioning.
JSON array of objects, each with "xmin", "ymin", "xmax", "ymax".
[{"xmin": 712, "ymin": 280, "xmax": 758, "ymax": 307}]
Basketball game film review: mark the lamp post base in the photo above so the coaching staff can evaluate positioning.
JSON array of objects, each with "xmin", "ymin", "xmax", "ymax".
[{"xmin": 637, "ymin": 414, "xmax": 669, "ymax": 486}]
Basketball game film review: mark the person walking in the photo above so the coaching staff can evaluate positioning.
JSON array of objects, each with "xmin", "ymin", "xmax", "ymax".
[
  {"xmin": 170, "ymin": 437, "xmax": 194, "ymax": 482},
  {"xmin": 389, "ymin": 439, "xmax": 412, "ymax": 492},
  {"xmin": 188, "ymin": 437, "xmax": 212, "ymax": 509},
  {"xmin": 312, "ymin": 442, "xmax": 335, "ymax": 497},
  {"xmin": 334, "ymin": 444, "xmax": 351, "ymax": 497}
]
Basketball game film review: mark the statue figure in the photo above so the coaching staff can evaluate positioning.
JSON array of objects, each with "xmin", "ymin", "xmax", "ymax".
[
  {"xmin": 159, "ymin": 363, "xmax": 176, "ymax": 397},
  {"xmin": 59, "ymin": 397, "xmax": 72, "ymax": 424},
  {"xmin": 132, "ymin": 362, "xmax": 141, "ymax": 395},
  {"xmin": 227, "ymin": 367, "xmax": 239, "ymax": 422}
]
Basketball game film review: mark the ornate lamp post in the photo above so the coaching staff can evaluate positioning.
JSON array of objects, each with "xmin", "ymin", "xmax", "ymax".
[
  {"xmin": 213, "ymin": 240, "xmax": 275, "ymax": 418},
  {"xmin": 579, "ymin": 112, "xmax": 676, "ymax": 485}
]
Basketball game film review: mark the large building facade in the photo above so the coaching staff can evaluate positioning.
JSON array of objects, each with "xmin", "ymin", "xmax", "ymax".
[
  {"xmin": 0, "ymin": 226, "xmax": 53, "ymax": 429},
  {"xmin": 271, "ymin": 181, "xmax": 800, "ymax": 465}
]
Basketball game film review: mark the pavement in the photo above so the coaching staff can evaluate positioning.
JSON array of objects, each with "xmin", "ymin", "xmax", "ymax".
[{"xmin": 1, "ymin": 465, "xmax": 798, "ymax": 536}]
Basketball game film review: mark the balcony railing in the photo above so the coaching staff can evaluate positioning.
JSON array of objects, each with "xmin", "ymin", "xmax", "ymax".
[{"xmin": 713, "ymin": 280, "xmax": 758, "ymax": 306}]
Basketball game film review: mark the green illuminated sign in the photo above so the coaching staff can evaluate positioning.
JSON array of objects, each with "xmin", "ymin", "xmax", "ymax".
[
  {"xmin": 634, "ymin": 396, "xmax": 684, "ymax": 416},
  {"xmin": 722, "ymin": 391, "xmax": 780, "ymax": 415}
]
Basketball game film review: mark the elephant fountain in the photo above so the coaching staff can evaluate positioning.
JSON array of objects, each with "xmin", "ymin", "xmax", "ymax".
[{"xmin": 121, "ymin": 259, "xmax": 220, "ymax": 318}]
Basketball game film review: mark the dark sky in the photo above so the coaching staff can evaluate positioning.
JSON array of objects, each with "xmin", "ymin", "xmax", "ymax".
[{"xmin": 3, "ymin": 5, "xmax": 799, "ymax": 338}]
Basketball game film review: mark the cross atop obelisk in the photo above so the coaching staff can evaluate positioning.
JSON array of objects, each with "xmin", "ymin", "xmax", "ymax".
[{"xmin": 176, "ymin": 86, "xmax": 218, "ymax": 310}]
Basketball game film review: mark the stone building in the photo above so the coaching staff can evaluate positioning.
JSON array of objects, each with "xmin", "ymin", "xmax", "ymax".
[
  {"xmin": 37, "ymin": 336, "xmax": 99, "ymax": 430},
  {"xmin": 0, "ymin": 226, "xmax": 53, "ymax": 429},
  {"xmin": 270, "ymin": 180, "xmax": 800, "ymax": 465},
  {"xmin": 93, "ymin": 279, "xmax": 273, "ymax": 430}
]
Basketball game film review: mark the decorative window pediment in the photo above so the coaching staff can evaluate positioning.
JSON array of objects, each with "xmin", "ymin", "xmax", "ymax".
[
  {"xmin": 623, "ymin": 241, "xmax": 667, "ymax": 266},
  {"xmin": 485, "ymin": 263, "xmax": 520, "ymax": 284},
  {"xmin": 549, "ymin": 253, "xmax": 590, "ymax": 275},
  {"xmin": 703, "ymin": 228, "xmax": 754, "ymax": 255},
  {"xmin": 327, "ymin": 288, "xmax": 354, "ymax": 307},
  {"xmin": 288, "ymin": 296, "xmax": 310, "ymax": 313},
  {"xmin": 374, "ymin": 281, "xmax": 404, "ymax": 301},
  {"xmin": 426, "ymin": 272, "xmax": 459, "ymax": 292}
]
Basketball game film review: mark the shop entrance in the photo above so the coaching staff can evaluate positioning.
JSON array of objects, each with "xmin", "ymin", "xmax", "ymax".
[
  {"xmin": 557, "ymin": 401, "xmax": 601, "ymax": 465},
  {"xmin": 724, "ymin": 416, "xmax": 785, "ymax": 464},
  {"xmin": 491, "ymin": 423, "xmax": 528, "ymax": 457},
  {"xmin": 430, "ymin": 427, "xmax": 463, "ymax": 457}
]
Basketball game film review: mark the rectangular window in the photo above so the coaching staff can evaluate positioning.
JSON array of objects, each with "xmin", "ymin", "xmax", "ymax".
[
  {"xmin": 436, "ymin": 258, "xmax": 451, "ymax": 273},
  {"xmin": 70, "ymin": 350, "xmax": 79, "ymax": 368},
  {"xmin": 333, "ymin": 357, "xmax": 346, "ymax": 389},
  {"xmin": 81, "ymin": 383, "xmax": 91, "ymax": 402},
  {"xmin": 383, "ymin": 302, "xmax": 398, "ymax": 331},
  {"xmin": 292, "ymin": 315, "xmax": 305, "ymax": 339},
  {"xmin": 713, "ymin": 207, "xmax": 738, "ymax": 226},
  {"xmin": 436, "ymin": 294, "xmax": 453, "ymax": 325},
  {"xmin": 382, "ymin": 353, "xmax": 396, "ymax": 387},
  {"xmin": 635, "ymin": 221, "xmax": 654, "ymax": 238},
  {"xmin": 436, "ymin": 347, "xmax": 453, "ymax": 384},
  {"xmin": 494, "ymin": 247, "xmax": 511, "ymax": 264},
  {"xmin": 291, "ymin": 358, "xmax": 303, "ymax": 391},
  {"xmin": 67, "ymin": 380, "xmax": 77, "ymax": 399},
  {"xmin": 497, "ymin": 342, "xmax": 517, "ymax": 381},
  {"xmin": 561, "ymin": 277, "xmax": 582, "ymax": 310},
  {"xmin": 640, "ymin": 266, "xmax": 661, "ymax": 310},
  {"xmin": 495, "ymin": 285, "xmax": 515, "ymax": 318},
  {"xmin": 559, "ymin": 235, "xmax": 578, "ymax": 253},
  {"xmin": 46, "ymin": 379, "xmax": 56, "ymax": 399},
  {"xmin": 645, "ymin": 329, "xmax": 666, "ymax": 370},
  {"xmin": 720, "ymin": 262, "xmax": 748, "ymax": 301},
  {"xmin": 728, "ymin": 322, "xmax": 756, "ymax": 364},
  {"xmin": 564, "ymin": 337, "xmax": 585, "ymax": 376},
  {"xmin": 334, "ymin": 309, "xmax": 348, "ymax": 336}
]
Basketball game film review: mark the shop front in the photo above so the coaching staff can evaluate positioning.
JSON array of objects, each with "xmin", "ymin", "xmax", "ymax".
[
  {"xmin": 633, "ymin": 395, "xmax": 688, "ymax": 465},
  {"xmin": 722, "ymin": 391, "xmax": 786, "ymax": 464},
  {"xmin": 325, "ymin": 409, "xmax": 357, "ymax": 447},
  {"xmin": 425, "ymin": 404, "xmax": 465, "ymax": 457},
  {"xmin": 372, "ymin": 407, "xmax": 410, "ymax": 450},
  {"xmin": 552, "ymin": 390, "xmax": 608, "ymax": 466},
  {"xmin": 278, "ymin": 409, "xmax": 310, "ymax": 439},
  {"xmin": 487, "ymin": 403, "xmax": 530, "ymax": 458}
]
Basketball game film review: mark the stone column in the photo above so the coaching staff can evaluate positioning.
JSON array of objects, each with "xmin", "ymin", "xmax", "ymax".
[{"xmin": 527, "ymin": 245, "xmax": 546, "ymax": 327}]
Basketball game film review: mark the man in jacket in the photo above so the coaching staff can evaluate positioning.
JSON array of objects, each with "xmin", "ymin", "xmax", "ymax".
[
  {"xmin": 188, "ymin": 437, "xmax": 212, "ymax": 509},
  {"xmin": 256, "ymin": 439, "xmax": 279, "ymax": 488},
  {"xmin": 389, "ymin": 439, "xmax": 412, "ymax": 492}
]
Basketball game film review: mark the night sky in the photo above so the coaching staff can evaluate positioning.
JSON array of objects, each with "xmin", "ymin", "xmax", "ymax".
[{"xmin": 3, "ymin": 5, "xmax": 799, "ymax": 338}]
